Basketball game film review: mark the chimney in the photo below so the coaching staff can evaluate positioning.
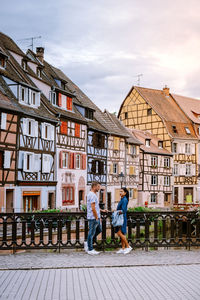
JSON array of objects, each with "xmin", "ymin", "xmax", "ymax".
[
  {"xmin": 36, "ymin": 47, "xmax": 44, "ymax": 63},
  {"xmin": 163, "ymin": 85, "xmax": 170, "ymax": 97}
]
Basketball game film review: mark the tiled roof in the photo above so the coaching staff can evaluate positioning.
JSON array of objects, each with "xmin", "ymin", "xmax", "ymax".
[
  {"xmin": 132, "ymin": 129, "xmax": 172, "ymax": 155},
  {"xmin": 0, "ymin": 32, "xmax": 25, "ymax": 56},
  {"xmin": 172, "ymin": 94, "xmax": 200, "ymax": 124}
]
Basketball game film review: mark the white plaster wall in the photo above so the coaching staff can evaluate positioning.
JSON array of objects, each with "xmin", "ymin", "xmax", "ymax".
[
  {"xmin": 56, "ymin": 148, "xmax": 87, "ymax": 210},
  {"xmin": 9, "ymin": 51, "xmax": 22, "ymax": 65}
]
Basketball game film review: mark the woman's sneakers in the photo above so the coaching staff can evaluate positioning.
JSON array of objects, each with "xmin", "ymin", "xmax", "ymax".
[
  {"xmin": 116, "ymin": 248, "xmax": 125, "ymax": 254},
  {"xmin": 123, "ymin": 246, "xmax": 132, "ymax": 254},
  {"xmin": 87, "ymin": 249, "xmax": 100, "ymax": 255}
]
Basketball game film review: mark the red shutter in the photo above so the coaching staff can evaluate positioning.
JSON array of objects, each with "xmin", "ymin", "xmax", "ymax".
[
  {"xmin": 58, "ymin": 93, "xmax": 62, "ymax": 107},
  {"xmin": 67, "ymin": 97, "xmax": 72, "ymax": 111},
  {"xmin": 59, "ymin": 151, "xmax": 63, "ymax": 168},
  {"xmin": 69, "ymin": 153, "xmax": 74, "ymax": 169},
  {"xmin": 82, "ymin": 154, "xmax": 86, "ymax": 170},
  {"xmin": 75, "ymin": 123, "xmax": 80, "ymax": 137},
  {"xmin": 60, "ymin": 121, "xmax": 67, "ymax": 134}
]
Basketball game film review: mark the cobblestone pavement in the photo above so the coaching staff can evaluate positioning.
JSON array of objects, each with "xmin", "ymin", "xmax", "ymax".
[
  {"xmin": 0, "ymin": 248, "xmax": 200, "ymax": 270},
  {"xmin": 1, "ymin": 264, "xmax": 200, "ymax": 299}
]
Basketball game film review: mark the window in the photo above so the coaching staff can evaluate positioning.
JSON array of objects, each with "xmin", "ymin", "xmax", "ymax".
[
  {"xmin": 114, "ymin": 137, "xmax": 120, "ymax": 150},
  {"xmin": 0, "ymin": 56, "xmax": 6, "ymax": 68},
  {"xmin": 164, "ymin": 176, "xmax": 170, "ymax": 186},
  {"xmin": 85, "ymin": 108, "xmax": 94, "ymax": 120},
  {"xmin": 173, "ymin": 164, "xmax": 178, "ymax": 175},
  {"xmin": 172, "ymin": 143, "xmax": 177, "ymax": 153},
  {"xmin": 22, "ymin": 60, "xmax": 27, "ymax": 70},
  {"xmin": 125, "ymin": 112, "xmax": 128, "ymax": 119},
  {"xmin": 41, "ymin": 123, "xmax": 54, "ymax": 140},
  {"xmin": 185, "ymin": 127, "xmax": 191, "ymax": 135},
  {"xmin": 27, "ymin": 120, "xmax": 32, "ymax": 136},
  {"xmin": 60, "ymin": 121, "xmax": 68, "ymax": 135},
  {"xmin": 158, "ymin": 141, "xmax": 163, "ymax": 148},
  {"xmin": 62, "ymin": 187, "xmax": 74, "ymax": 205},
  {"xmin": 113, "ymin": 163, "xmax": 118, "ymax": 174},
  {"xmin": 145, "ymin": 139, "xmax": 150, "ymax": 147},
  {"xmin": 164, "ymin": 157, "xmax": 170, "ymax": 168},
  {"xmin": 130, "ymin": 145, "xmax": 136, "ymax": 155},
  {"xmin": 76, "ymin": 154, "xmax": 81, "ymax": 169},
  {"xmin": 151, "ymin": 194, "xmax": 157, "ymax": 203},
  {"xmin": 151, "ymin": 156, "xmax": 158, "ymax": 167},
  {"xmin": 185, "ymin": 144, "xmax": 191, "ymax": 154},
  {"xmin": 37, "ymin": 67, "xmax": 42, "ymax": 78},
  {"xmin": 186, "ymin": 164, "xmax": 191, "ymax": 176},
  {"xmin": 62, "ymin": 152, "xmax": 68, "ymax": 168},
  {"xmin": 172, "ymin": 125, "xmax": 177, "ymax": 133},
  {"xmin": 49, "ymin": 91, "xmax": 56, "ymax": 105},
  {"xmin": 151, "ymin": 175, "xmax": 158, "ymax": 185},
  {"xmin": 91, "ymin": 160, "xmax": 104, "ymax": 174},
  {"xmin": 20, "ymin": 86, "xmax": 26, "ymax": 102},
  {"xmin": 92, "ymin": 132, "xmax": 105, "ymax": 148},
  {"xmin": 147, "ymin": 108, "xmax": 152, "ymax": 116},
  {"xmin": 61, "ymin": 81, "xmax": 66, "ymax": 90}
]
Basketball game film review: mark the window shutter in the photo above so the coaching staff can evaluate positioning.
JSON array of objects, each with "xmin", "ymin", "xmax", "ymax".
[
  {"xmin": 59, "ymin": 151, "xmax": 63, "ymax": 168},
  {"xmin": 4, "ymin": 151, "xmax": 11, "ymax": 169},
  {"xmin": 34, "ymin": 121, "xmax": 38, "ymax": 137},
  {"xmin": 58, "ymin": 93, "xmax": 62, "ymax": 107},
  {"xmin": 42, "ymin": 154, "xmax": 51, "ymax": 173},
  {"xmin": 75, "ymin": 123, "xmax": 80, "ymax": 137},
  {"xmin": 114, "ymin": 137, "xmax": 120, "ymax": 150},
  {"xmin": 36, "ymin": 92, "xmax": 40, "ymax": 106},
  {"xmin": 41, "ymin": 123, "xmax": 45, "ymax": 138},
  {"xmin": 34, "ymin": 154, "xmax": 40, "ymax": 172},
  {"xmin": 81, "ymin": 154, "xmax": 86, "ymax": 169},
  {"xmin": 101, "ymin": 135, "xmax": 105, "ymax": 148},
  {"xmin": 50, "ymin": 125, "xmax": 54, "ymax": 140},
  {"xmin": 136, "ymin": 146, "xmax": 140, "ymax": 155},
  {"xmin": 128, "ymin": 145, "xmax": 131, "ymax": 154},
  {"xmin": 61, "ymin": 121, "xmax": 67, "ymax": 135},
  {"xmin": 23, "ymin": 118, "xmax": 27, "ymax": 135},
  {"xmin": 133, "ymin": 189, "xmax": 138, "ymax": 199},
  {"xmin": 74, "ymin": 153, "xmax": 76, "ymax": 169},
  {"xmin": 129, "ymin": 166, "xmax": 135, "ymax": 175},
  {"xmin": 92, "ymin": 133, "xmax": 98, "ymax": 147},
  {"xmin": 69, "ymin": 153, "xmax": 74, "ymax": 169},
  {"xmin": 67, "ymin": 97, "xmax": 72, "ymax": 110},
  {"xmin": 23, "ymin": 153, "xmax": 27, "ymax": 171},
  {"xmin": 1, "ymin": 113, "xmax": 7, "ymax": 130},
  {"xmin": 110, "ymin": 164, "xmax": 113, "ymax": 174},
  {"xmin": 91, "ymin": 160, "xmax": 96, "ymax": 174}
]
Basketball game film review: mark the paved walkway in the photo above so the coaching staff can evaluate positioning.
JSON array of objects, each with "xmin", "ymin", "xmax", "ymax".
[{"xmin": 1, "ymin": 249, "xmax": 200, "ymax": 299}]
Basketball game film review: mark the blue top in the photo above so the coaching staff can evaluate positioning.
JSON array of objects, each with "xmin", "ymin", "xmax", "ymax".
[{"xmin": 116, "ymin": 196, "xmax": 128, "ymax": 234}]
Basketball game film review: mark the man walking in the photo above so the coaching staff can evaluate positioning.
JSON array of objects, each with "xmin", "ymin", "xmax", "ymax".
[{"xmin": 85, "ymin": 182, "xmax": 105, "ymax": 255}]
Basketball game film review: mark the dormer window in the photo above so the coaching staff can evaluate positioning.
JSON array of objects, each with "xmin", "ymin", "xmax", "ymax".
[
  {"xmin": 85, "ymin": 108, "xmax": 94, "ymax": 120},
  {"xmin": 19, "ymin": 85, "xmax": 40, "ymax": 107},
  {"xmin": 37, "ymin": 67, "xmax": 42, "ymax": 78},
  {"xmin": 158, "ymin": 141, "xmax": 163, "ymax": 148},
  {"xmin": 145, "ymin": 139, "xmax": 150, "ymax": 147},
  {"xmin": 61, "ymin": 81, "xmax": 66, "ymax": 90},
  {"xmin": 0, "ymin": 56, "xmax": 6, "ymax": 69},
  {"xmin": 22, "ymin": 59, "xmax": 27, "ymax": 71},
  {"xmin": 172, "ymin": 125, "xmax": 177, "ymax": 133},
  {"xmin": 185, "ymin": 127, "xmax": 191, "ymax": 135}
]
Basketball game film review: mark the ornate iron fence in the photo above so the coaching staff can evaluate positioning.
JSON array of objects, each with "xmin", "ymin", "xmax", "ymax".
[{"xmin": 0, "ymin": 211, "xmax": 200, "ymax": 252}]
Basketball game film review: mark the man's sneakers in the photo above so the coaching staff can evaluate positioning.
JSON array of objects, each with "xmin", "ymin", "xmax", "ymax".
[
  {"xmin": 87, "ymin": 249, "xmax": 100, "ymax": 255},
  {"xmin": 84, "ymin": 241, "xmax": 88, "ymax": 252},
  {"xmin": 123, "ymin": 246, "xmax": 132, "ymax": 254}
]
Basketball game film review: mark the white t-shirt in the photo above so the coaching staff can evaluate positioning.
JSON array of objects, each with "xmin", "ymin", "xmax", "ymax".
[{"xmin": 87, "ymin": 191, "xmax": 100, "ymax": 219}]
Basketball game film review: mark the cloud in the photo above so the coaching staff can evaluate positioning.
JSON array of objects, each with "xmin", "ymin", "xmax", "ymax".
[{"xmin": 1, "ymin": 0, "xmax": 200, "ymax": 112}]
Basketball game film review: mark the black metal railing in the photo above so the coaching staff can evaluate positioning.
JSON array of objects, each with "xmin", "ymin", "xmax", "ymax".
[{"xmin": 0, "ymin": 211, "xmax": 200, "ymax": 252}]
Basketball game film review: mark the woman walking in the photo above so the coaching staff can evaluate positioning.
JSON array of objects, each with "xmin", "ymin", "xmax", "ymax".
[{"xmin": 115, "ymin": 187, "xmax": 132, "ymax": 254}]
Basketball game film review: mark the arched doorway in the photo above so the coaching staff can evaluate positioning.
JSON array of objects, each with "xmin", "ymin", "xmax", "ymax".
[{"xmin": 78, "ymin": 176, "xmax": 85, "ymax": 210}]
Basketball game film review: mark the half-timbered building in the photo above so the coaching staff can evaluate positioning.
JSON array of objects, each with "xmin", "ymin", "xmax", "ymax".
[
  {"xmin": 103, "ymin": 110, "xmax": 141, "ymax": 210},
  {"xmin": 132, "ymin": 129, "xmax": 173, "ymax": 208},
  {"xmin": 0, "ymin": 32, "xmax": 58, "ymax": 212},
  {"xmin": 118, "ymin": 86, "xmax": 198, "ymax": 204}
]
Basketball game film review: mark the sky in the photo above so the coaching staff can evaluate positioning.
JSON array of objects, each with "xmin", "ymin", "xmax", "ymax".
[{"xmin": 1, "ymin": 0, "xmax": 200, "ymax": 113}]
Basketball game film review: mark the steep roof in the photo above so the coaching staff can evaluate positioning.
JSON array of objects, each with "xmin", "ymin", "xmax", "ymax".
[
  {"xmin": 172, "ymin": 94, "xmax": 200, "ymax": 124},
  {"xmin": 103, "ymin": 110, "xmax": 141, "ymax": 144},
  {"xmin": 0, "ymin": 32, "xmax": 25, "ymax": 56},
  {"xmin": 119, "ymin": 86, "xmax": 197, "ymax": 140},
  {"xmin": 131, "ymin": 129, "xmax": 172, "ymax": 155}
]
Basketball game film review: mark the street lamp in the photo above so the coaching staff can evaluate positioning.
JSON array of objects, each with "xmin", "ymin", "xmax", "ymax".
[{"xmin": 118, "ymin": 171, "xmax": 125, "ymax": 188}]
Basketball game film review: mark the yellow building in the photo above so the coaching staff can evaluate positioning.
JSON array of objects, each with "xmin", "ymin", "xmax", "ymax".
[{"xmin": 118, "ymin": 86, "xmax": 198, "ymax": 205}]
